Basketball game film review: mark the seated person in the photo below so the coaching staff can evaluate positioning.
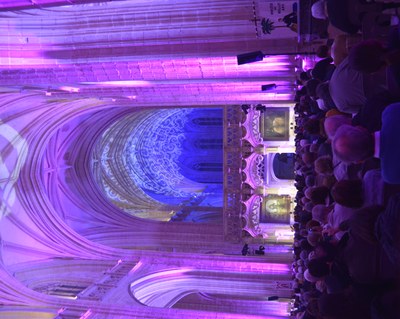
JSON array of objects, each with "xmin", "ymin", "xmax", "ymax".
[
  {"xmin": 324, "ymin": 114, "xmax": 352, "ymax": 140},
  {"xmin": 305, "ymin": 78, "xmax": 321, "ymax": 99},
  {"xmin": 337, "ymin": 206, "xmax": 399, "ymax": 285},
  {"xmin": 376, "ymin": 194, "xmax": 400, "ymax": 267},
  {"xmin": 352, "ymin": 90, "xmax": 398, "ymax": 133},
  {"xmin": 312, "ymin": 0, "xmax": 400, "ymax": 35},
  {"xmin": 307, "ymin": 257, "xmax": 351, "ymax": 293},
  {"xmin": 242, "ymin": 243, "xmax": 249, "ymax": 256},
  {"xmin": 316, "ymin": 81, "xmax": 336, "ymax": 111},
  {"xmin": 312, "ymin": 204, "xmax": 333, "ymax": 225},
  {"xmin": 255, "ymin": 245, "xmax": 265, "ymax": 255},
  {"xmin": 327, "ymin": 203, "xmax": 358, "ymax": 240},
  {"xmin": 362, "ymin": 169, "xmax": 385, "ymax": 206},
  {"xmin": 331, "ymin": 180, "xmax": 363, "ymax": 208},
  {"xmin": 371, "ymin": 287, "xmax": 400, "ymax": 319},
  {"xmin": 280, "ymin": 11, "xmax": 297, "ymax": 27},
  {"xmin": 317, "ymin": 141, "xmax": 333, "ymax": 157},
  {"xmin": 299, "ymin": 71, "xmax": 311, "ymax": 84},
  {"xmin": 314, "ymin": 155, "xmax": 333, "ymax": 175},
  {"xmin": 305, "ymin": 186, "xmax": 331, "ymax": 205},
  {"xmin": 318, "ymin": 174, "xmax": 337, "ymax": 189},
  {"xmin": 332, "ymin": 104, "xmax": 400, "ymax": 184},
  {"xmin": 316, "ymin": 44, "xmax": 331, "ymax": 59},
  {"xmin": 328, "ymin": 57, "xmax": 367, "ymax": 115},
  {"xmin": 331, "ymin": 34, "xmax": 362, "ymax": 66},
  {"xmin": 311, "ymin": 57, "xmax": 336, "ymax": 82},
  {"xmin": 348, "ymin": 39, "xmax": 400, "ymax": 75},
  {"xmin": 311, "ymin": 0, "xmax": 360, "ymax": 34},
  {"xmin": 332, "ymin": 124, "xmax": 374, "ymax": 164},
  {"xmin": 318, "ymin": 288, "xmax": 375, "ymax": 319}
]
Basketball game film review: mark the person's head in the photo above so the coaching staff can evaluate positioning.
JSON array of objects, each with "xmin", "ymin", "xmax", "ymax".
[
  {"xmin": 296, "ymin": 273, "xmax": 305, "ymax": 282},
  {"xmin": 305, "ymin": 175, "xmax": 316, "ymax": 187},
  {"xmin": 325, "ymin": 109, "xmax": 347, "ymax": 117},
  {"xmin": 316, "ymin": 81, "xmax": 336, "ymax": 110},
  {"xmin": 295, "ymin": 86, "xmax": 308, "ymax": 102},
  {"xmin": 300, "ymin": 238, "xmax": 314, "ymax": 251},
  {"xmin": 317, "ymin": 292, "xmax": 367, "ymax": 318},
  {"xmin": 314, "ymin": 241, "xmax": 337, "ymax": 262},
  {"xmin": 299, "ymin": 94, "xmax": 313, "ymax": 107},
  {"xmin": 302, "ymin": 151, "xmax": 318, "ymax": 166},
  {"xmin": 315, "ymin": 280, "xmax": 327, "ymax": 292},
  {"xmin": 311, "ymin": 58, "xmax": 335, "ymax": 82},
  {"xmin": 311, "ymin": 0, "xmax": 328, "ymax": 20},
  {"xmin": 306, "ymin": 219, "xmax": 322, "ymax": 230},
  {"xmin": 304, "ymin": 118, "xmax": 321, "ymax": 135},
  {"xmin": 311, "ymin": 204, "xmax": 332, "ymax": 224},
  {"xmin": 305, "ymin": 78, "xmax": 321, "ymax": 97},
  {"xmin": 348, "ymin": 39, "xmax": 386, "ymax": 74},
  {"xmin": 300, "ymin": 139, "xmax": 310, "ymax": 148},
  {"xmin": 314, "ymin": 155, "xmax": 333, "ymax": 174},
  {"xmin": 301, "ymin": 196, "xmax": 310, "ymax": 205},
  {"xmin": 316, "ymin": 98, "xmax": 326, "ymax": 111},
  {"xmin": 299, "ymin": 71, "xmax": 312, "ymax": 82},
  {"xmin": 348, "ymin": 205, "xmax": 385, "ymax": 243},
  {"xmin": 304, "ymin": 269, "xmax": 319, "ymax": 283},
  {"xmin": 305, "ymin": 186, "xmax": 330, "ymax": 205},
  {"xmin": 323, "ymin": 115, "xmax": 352, "ymax": 140},
  {"xmin": 300, "ymin": 249, "xmax": 310, "ymax": 261},
  {"xmin": 309, "ymin": 143, "xmax": 319, "ymax": 153},
  {"xmin": 316, "ymin": 44, "xmax": 331, "ymax": 58},
  {"xmin": 332, "ymin": 125, "xmax": 374, "ymax": 163},
  {"xmin": 307, "ymin": 258, "xmax": 330, "ymax": 277},
  {"xmin": 331, "ymin": 180, "xmax": 363, "ymax": 208},
  {"xmin": 304, "ymin": 201, "xmax": 314, "ymax": 212},
  {"xmin": 319, "ymin": 174, "xmax": 336, "ymax": 189},
  {"xmin": 299, "ymin": 227, "xmax": 308, "ymax": 237},
  {"xmin": 307, "ymin": 230, "xmax": 322, "ymax": 247}
]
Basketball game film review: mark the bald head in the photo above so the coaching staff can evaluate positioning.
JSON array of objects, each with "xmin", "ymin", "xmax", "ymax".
[
  {"xmin": 324, "ymin": 115, "xmax": 352, "ymax": 139},
  {"xmin": 332, "ymin": 125, "xmax": 374, "ymax": 163}
]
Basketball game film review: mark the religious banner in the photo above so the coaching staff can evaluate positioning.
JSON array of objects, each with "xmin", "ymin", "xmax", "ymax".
[
  {"xmin": 252, "ymin": 0, "xmax": 298, "ymax": 38},
  {"xmin": 260, "ymin": 194, "xmax": 291, "ymax": 224},
  {"xmin": 259, "ymin": 107, "xmax": 290, "ymax": 141}
]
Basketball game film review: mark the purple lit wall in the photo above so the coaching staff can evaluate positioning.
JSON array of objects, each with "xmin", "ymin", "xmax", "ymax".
[
  {"xmin": 0, "ymin": 0, "xmax": 297, "ymax": 318},
  {"xmin": 0, "ymin": 0, "xmax": 297, "ymax": 105}
]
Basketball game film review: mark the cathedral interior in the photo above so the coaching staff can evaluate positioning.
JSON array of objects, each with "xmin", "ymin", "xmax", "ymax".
[{"xmin": 2, "ymin": 0, "xmax": 397, "ymax": 318}]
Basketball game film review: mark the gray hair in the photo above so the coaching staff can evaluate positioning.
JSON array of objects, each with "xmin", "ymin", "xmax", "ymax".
[{"xmin": 311, "ymin": 0, "xmax": 328, "ymax": 20}]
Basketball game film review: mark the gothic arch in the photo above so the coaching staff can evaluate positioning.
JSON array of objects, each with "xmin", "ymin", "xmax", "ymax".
[{"xmin": 129, "ymin": 269, "xmax": 292, "ymax": 308}]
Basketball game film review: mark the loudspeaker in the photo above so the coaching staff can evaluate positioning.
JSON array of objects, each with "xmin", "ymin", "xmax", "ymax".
[
  {"xmin": 237, "ymin": 51, "xmax": 264, "ymax": 65},
  {"xmin": 261, "ymin": 84, "xmax": 277, "ymax": 91},
  {"xmin": 267, "ymin": 296, "xmax": 279, "ymax": 301}
]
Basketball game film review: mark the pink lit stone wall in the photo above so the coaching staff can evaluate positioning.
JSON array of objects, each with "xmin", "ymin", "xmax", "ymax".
[
  {"xmin": 0, "ymin": 0, "xmax": 104, "ymax": 11},
  {"xmin": 0, "ymin": 91, "xmax": 294, "ymax": 318},
  {"xmin": 0, "ymin": 0, "xmax": 297, "ymax": 105},
  {"xmin": 0, "ymin": 57, "xmax": 295, "ymax": 105},
  {"xmin": 0, "ymin": 1, "xmax": 296, "ymax": 317}
]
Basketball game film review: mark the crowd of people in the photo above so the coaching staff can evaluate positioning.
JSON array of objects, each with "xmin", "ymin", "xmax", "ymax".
[{"xmin": 289, "ymin": 6, "xmax": 400, "ymax": 318}]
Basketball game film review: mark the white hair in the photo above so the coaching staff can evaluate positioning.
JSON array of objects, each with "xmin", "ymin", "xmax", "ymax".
[
  {"xmin": 316, "ymin": 98, "xmax": 327, "ymax": 111},
  {"xmin": 311, "ymin": 0, "xmax": 328, "ymax": 20},
  {"xmin": 304, "ymin": 269, "xmax": 319, "ymax": 282}
]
